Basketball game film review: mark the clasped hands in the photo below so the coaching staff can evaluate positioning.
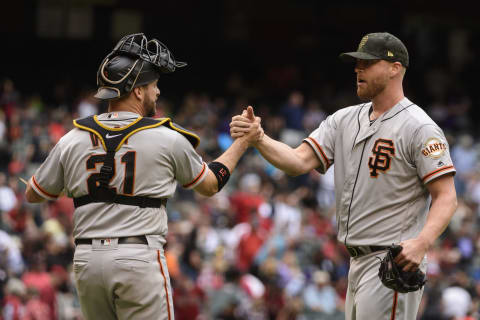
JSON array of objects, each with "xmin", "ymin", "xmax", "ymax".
[{"xmin": 230, "ymin": 106, "xmax": 264, "ymax": 145}]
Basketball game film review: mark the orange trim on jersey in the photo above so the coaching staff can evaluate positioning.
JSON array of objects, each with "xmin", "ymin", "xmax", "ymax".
[
  {"xmin": 422, "ymin": 165, "xmax": 455, "ymax": 182},
  {"xmin": 307, "ymin": 137, "xmax": 330, "ymax": 168},
  {"xmin": 183, "ymin": 163, "xmax": 207, "ymax": 188},
  {"xmin": 390, "ymin": 291, "xmax": 398, "ymax": 320},
  {"xmin": 157, "ymin": 250, "xmax": 172, "ymax": 320},
  {"xmin": 32, "ymin": 176, "xmax": 59, "ymax": 199}
]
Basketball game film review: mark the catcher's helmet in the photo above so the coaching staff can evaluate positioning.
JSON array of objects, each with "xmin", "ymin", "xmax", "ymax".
[{"xmin": 95, "ymin": 33, "xmax": 186, "ymax": 100}]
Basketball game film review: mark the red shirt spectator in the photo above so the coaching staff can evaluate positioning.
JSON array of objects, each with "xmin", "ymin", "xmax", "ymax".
[
  {"xmin": 23, "ymin": 293, "xmax": 51, "ymax": 320},
  {"xmin": 230, "ymin": 191, "xmax": 265, "ymax": 224},
  {"xmin": 21, "ymin": 255, "xmax": 56, "ymax": 319},
  {"xmin": 2, "ymin": 295, "xmax": 26, "ymax": 320},
  {"xmin": 48, "ymin": 122, "xmax": 65, "ymax": 144},
  {"xmin": 230, "ymin": 173, "xmax": 266, "ymax": 224},
  {"xmin": 236, "ymin": 222, "xmax": 267, "ymax": 272},
  {"xmin": 2, "ymin": 278, "xmax": 27, "ymax": 320},
  {"xmin": 173, "ymin": 275, "xmax": 204, "ymax": 320}
]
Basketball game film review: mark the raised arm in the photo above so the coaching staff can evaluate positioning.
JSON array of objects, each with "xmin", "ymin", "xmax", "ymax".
[
  {"xmin": 194, "ymin": 138, "xmax": 249, "ymax": 196},
  {"xmin": 254, "ymin": 135, "xmax": 321, "ymax": 176},
  {"xmin": 230, "ymin": 106, "xmax": 322, "ymax": 176},
  {"xmin": 194, "ymin": 114, "xmax": 263, "ymax": 196}
]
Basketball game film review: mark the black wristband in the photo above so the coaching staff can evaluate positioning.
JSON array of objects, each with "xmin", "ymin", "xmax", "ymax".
[{"xmin": 208, "ymin": 161, "xmax": 230, "ymax": 191}]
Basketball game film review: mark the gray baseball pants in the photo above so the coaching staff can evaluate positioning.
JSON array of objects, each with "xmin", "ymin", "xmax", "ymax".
[
  {"xmin": 73, "ymin": 235, "xmax": 174, "ymax": 320},
  {"xmin": 345, "ymin": 250, "xmax": 425, "ymax": 320}
]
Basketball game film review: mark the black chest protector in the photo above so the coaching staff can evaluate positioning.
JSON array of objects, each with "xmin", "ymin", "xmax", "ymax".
[{"xmin": 72, "ymin": 115, "xmax": 200, "ymax": 208}]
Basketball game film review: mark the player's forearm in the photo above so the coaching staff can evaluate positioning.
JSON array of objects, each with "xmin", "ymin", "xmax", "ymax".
[
  {"xmin": 254, "ymin": 135, "xmax": 306, "ymax": 176},
  {"xmin": 214, "ymin": 137, "xmax": 249, "ymax": 172},
  {"xmin": 417, "ymin": 191, "xmax": 457, "ymax": 248},
  {"xmin": 194, "ymin": 138, "xmax": 249, "ymax": 196}
]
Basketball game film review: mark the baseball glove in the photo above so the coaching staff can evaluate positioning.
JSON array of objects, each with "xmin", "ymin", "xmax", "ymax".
[{"xmin": 378, "ymin": 244, "xmax": 426, "ymax": 293}]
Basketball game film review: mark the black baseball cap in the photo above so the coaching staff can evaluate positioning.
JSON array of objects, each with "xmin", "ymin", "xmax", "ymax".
[{"xmin": 339, "ymin": 32, "xmax": 409, "ymax": 67}]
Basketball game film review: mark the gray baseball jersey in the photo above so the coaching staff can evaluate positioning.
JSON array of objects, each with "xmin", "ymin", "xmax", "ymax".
[
  {"xmin": 304, "ymin": 97, "xmax": 455, "ymax": 320},
  {"xmin": 30, "ymin": 111, "xmax": 208, "ymax": 239},
  {"xmin": 304, "ymin": 97, "xmax": 455, "ymax": 246}
]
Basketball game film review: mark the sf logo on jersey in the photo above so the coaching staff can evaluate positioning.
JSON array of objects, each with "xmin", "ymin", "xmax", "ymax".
[{"xmin": 368, "ymin": 139, "xmax": 395, "ymax": 178}]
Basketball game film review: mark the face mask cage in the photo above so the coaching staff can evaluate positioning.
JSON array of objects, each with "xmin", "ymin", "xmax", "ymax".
[
  {"xmin": 112, "ymin": 33, "xmax": 187, "ymax": 73},
  {"xmin": 95, "ymin": 33, "xmax": 187, "ymax": 98}
]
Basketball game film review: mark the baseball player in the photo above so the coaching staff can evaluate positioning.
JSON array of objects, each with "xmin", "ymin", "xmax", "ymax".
[
  {"xmin": 230, "ymin": 32, "xmax": 457, "ymax": 319},
  {"xmin": 24, "ymin": 33, "xmax": 260, "ymax": 320}
]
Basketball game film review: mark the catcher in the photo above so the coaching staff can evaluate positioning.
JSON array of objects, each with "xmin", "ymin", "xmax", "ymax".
[{"xmin": 25, "ymin": 33, "xmax": 260, "ymax": 320}]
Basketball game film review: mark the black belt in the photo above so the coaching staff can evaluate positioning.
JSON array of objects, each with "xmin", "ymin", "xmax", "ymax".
[
  {"xmin": 346, "ymin": 245, "xmax": 388, "ymax": 258},
  {"xmin": 73, "ymin": 194, "xmax": 167, "ymax": 208},
  {"xmin": 75, "ymin": 236, "xmax": 148, "ymax": 246}
]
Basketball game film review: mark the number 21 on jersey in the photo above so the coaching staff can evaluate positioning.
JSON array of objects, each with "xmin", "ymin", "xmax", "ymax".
[{"xmin": 86, "ymin": 151, "xmax": 136, "ymax": 195}]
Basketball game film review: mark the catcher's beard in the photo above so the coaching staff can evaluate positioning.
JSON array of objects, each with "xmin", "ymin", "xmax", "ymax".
[
  {"xmin": 144, "ymin": 98, "xmax": 157, "ymax": 117},
  {"xmin": 146, "ymin": 106, "xmax": 156, "ymax": 117}
]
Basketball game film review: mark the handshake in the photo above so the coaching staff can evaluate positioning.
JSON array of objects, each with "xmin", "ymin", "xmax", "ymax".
[
  {"xmin": 229, "ymin": 106, "xmax": 265, "ymax": 145},
  {"xmin": 228, "ymin": 105, "xmax": 315, "ymax": 177}
]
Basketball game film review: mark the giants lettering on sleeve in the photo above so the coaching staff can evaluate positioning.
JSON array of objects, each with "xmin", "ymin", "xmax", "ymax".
[{"xmin": 421, "ymin": 137, "xmax": 447, "ymax": 159}]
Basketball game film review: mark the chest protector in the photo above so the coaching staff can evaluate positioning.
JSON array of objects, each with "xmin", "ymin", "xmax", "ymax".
[{"xmin": 72, "ymin": 115, "xmax": 200, "ymax": 208}]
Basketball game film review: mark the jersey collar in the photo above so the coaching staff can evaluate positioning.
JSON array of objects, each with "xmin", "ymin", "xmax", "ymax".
[
  {"xmin": 97, "ymin": 111, "xmax": 141, "ymax": 120},
  {"xmin": 377, "ymin": 97, "xmax": 412, "ymax": 122},
  {"xmin": 364, "ymin": 97, "xmax": 412, "ymax": 125}
]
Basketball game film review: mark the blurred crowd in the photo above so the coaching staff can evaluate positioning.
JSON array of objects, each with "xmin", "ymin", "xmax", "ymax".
[{"xmin": 1, "ymin": 38, "xmax": 480, "ymax": 320}]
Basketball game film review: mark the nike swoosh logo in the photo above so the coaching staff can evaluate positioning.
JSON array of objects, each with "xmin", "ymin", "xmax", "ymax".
[{"xmin": 106, "ymin": 133, "xmax": 123, "ymax": 139}]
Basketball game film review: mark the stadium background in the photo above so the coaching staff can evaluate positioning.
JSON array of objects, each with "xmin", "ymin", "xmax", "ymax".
[{"xmin": 1, "ymin": 0, "xmax": 479, "ymax": 319}]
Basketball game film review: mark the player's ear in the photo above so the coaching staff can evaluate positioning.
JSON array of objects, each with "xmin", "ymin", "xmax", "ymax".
[
  {"xmin": 133, "ymin": 86, "xmax": 143, "ymax": 101},
  {"xmin": 391, "ymin": 62, "xmax": 402, "ymax": 77}
]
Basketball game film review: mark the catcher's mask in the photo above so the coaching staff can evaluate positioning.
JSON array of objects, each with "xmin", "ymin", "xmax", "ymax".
[{"xmin": 95, "ymin": 33, "xmax": 187, "ymax": 100}]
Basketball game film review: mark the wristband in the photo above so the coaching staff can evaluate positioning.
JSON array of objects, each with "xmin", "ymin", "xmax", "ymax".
[{"xmin": 208, "ymin": 161, "xmax": 230, "ymax": 191}]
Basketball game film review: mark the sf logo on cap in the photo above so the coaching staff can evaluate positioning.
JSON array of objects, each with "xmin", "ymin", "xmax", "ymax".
[{"xmin": 358, "ymin": 35, "xmax": 368, "ymax": 50}]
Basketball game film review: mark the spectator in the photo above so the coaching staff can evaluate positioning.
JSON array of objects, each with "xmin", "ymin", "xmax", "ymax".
[
  {"xmin": 281, "ymin": 91, "xmax": 305, "ymax": 131},
  {"xmin": 0, "ymin": 230, "xmax": 25, "ymax": 276},
  {"xmin": 0, "ymin": 29, "xmax": 480, "ymax": 319},
  {"xmin": 441, "ymin": 286, "xmax": 472, "ymax": 319},
  {"xmin": 229, "ymin": 173, "xmax": 266, "ymax": 225},
  {"xmin": 23, "ymin": 287, "xmax": 52, "ymax": 320},
  {"xmin": 208, "ymin": 267, "xmax": 251, "ymax": 319},
  {"xmin": 0, "ymin": 173, "xmax": 17, "ymax": 214},
  {"xmin": 451, "ymin": 134, "xmax": 478, "ymax": 196},
  {"xmin": 303, "ymin": 100, "xmax": 327, "ymax": 133},
  {"xmin": 2, "ymin": 277, "xmax": 27, "ymax": 320},
  {"xmin": 21, "ymin": 253, "xmax": 56, "ymax": 318},
  {"xmin": 76, "ymin": 91, "xmax": 98, "ymax": 118},
  {"xmin": 0, "ymin": 110, "xmax": 6, "ymax": 143},
  {"xmin": 279, "ymin": 91, "xmax": 306, "ymax": 147},
  {"xmin": 236, "ymin": 215, "xmax": 267, "ymax": 272},
  {"xmin": 302, "ymin": 270, "xmax": 340, "ymax": 319}
]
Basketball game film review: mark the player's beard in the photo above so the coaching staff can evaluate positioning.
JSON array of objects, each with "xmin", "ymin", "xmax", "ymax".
[
  {"xmin": 357, "ymin": 74, "xmax": 388, "ymax": 101},
  {"xmin": 144, "ymin": 97, "xmax": 157, "ymax": 117}
]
